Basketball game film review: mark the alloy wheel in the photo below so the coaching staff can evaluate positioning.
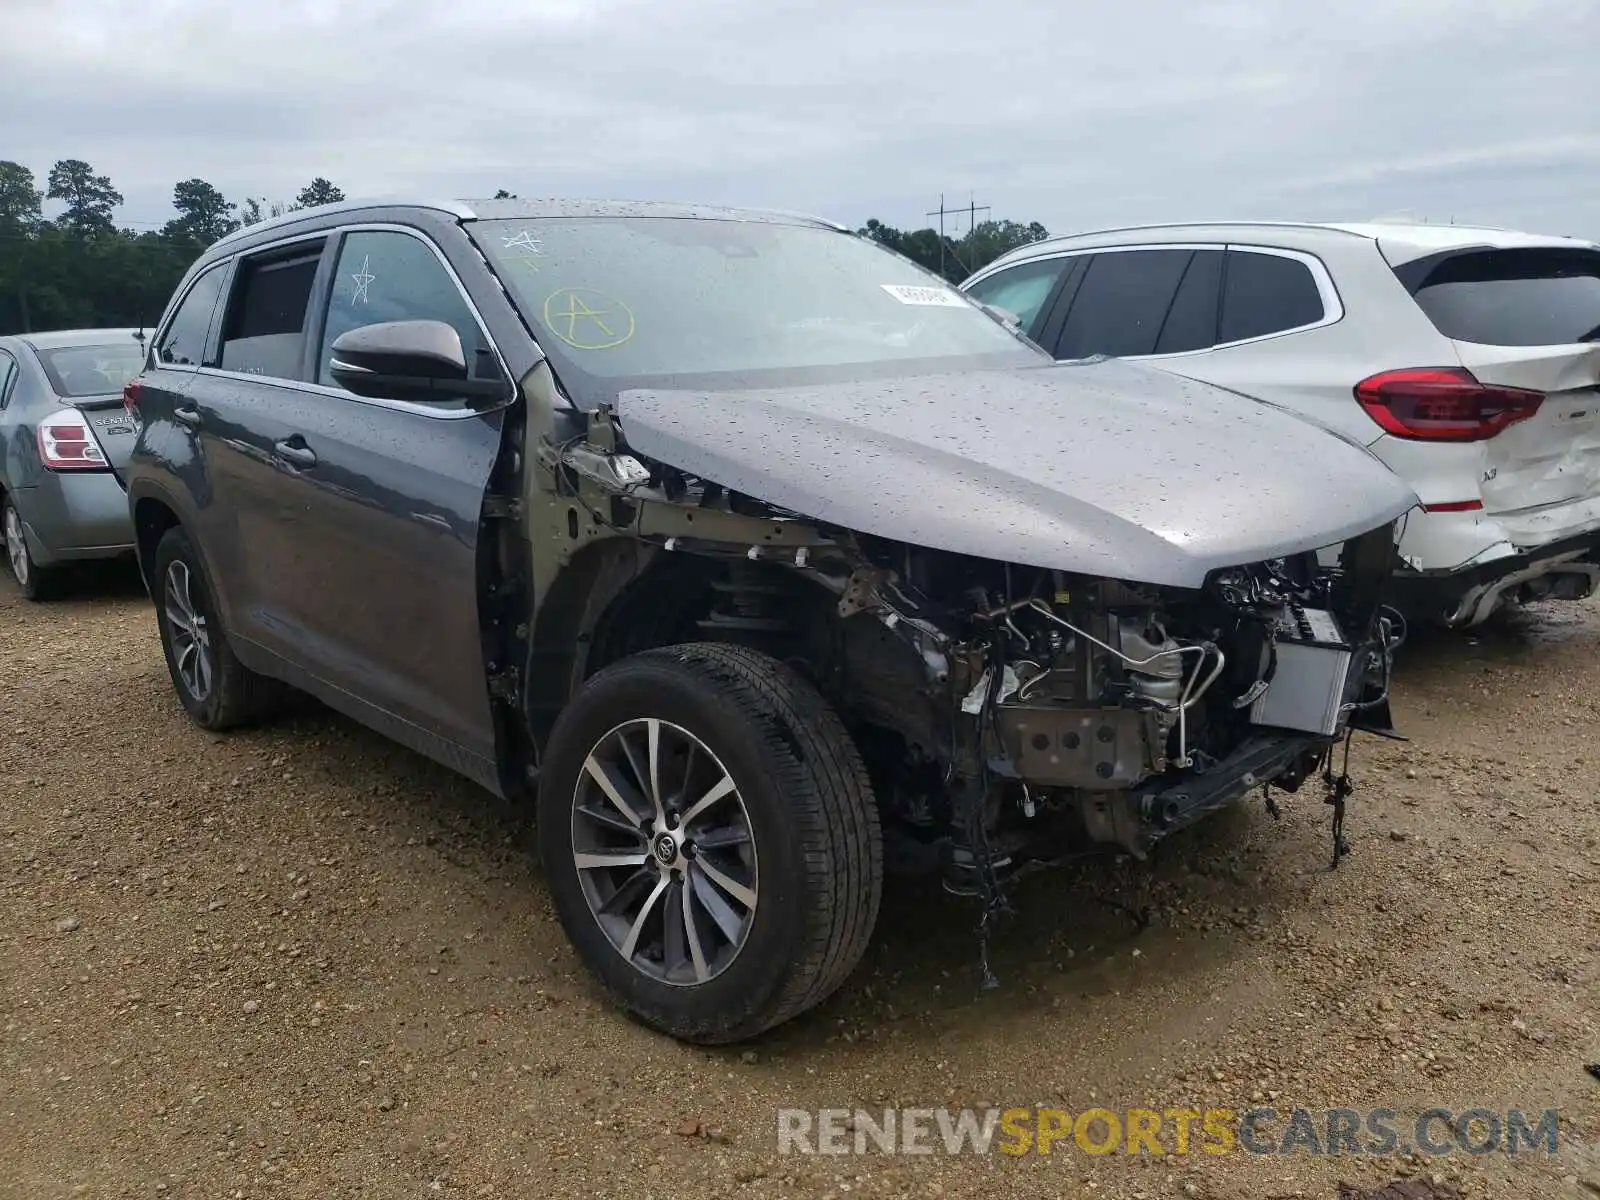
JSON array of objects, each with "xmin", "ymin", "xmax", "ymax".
[
  {"xmin": 570, "ymin": 717, "xmax": 758, "ymax": 986},
  {"xmin": 164, "ymin": 559, "xmax": 214, "ymax": 701},
  {"xmin": 4, "ymin": 503, "xmax": 28, "ymax": 588}
]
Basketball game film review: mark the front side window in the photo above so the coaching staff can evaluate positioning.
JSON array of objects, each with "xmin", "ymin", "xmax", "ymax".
[
  {"xmin": 219, "ymin": 242, "xmax": 324, "ymax": 380},
  {"xmin": 0, "ymin": 352, "xmax": 16, "ymax": 408},
  {"xmin": 317, "ymin": 230, "xmax": 492, "ymax": 388},
  {"xmin": 1053, "ymin": 249, "xmax": 1194, "ymax": 359},
  {"xmin": 1219, "ymin": 251, "xmax": 1325, "ymax": 344},
  {"xmin": 468, "ymin": 216, "xmax": 1039, "ymax": 404},
  {"xmin": 156, "ymin": 262, "xmax": 228, "ymax": 367},
  {"xmin": 965, "ymin": 257, "xmax": 1070, "ymax": 332},
  {"xmin": 36, "ymin": 341, "xmax": 148, "ymax": 397}
]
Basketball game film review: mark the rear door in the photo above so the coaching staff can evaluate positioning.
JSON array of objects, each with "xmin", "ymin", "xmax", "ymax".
[
  {"xmin": 1094, "ymin": 245, "xmax": 1376, "ymax": 447},
  {"xmin": 1399, "ymin": 246, "xmax": 1600, "ymax": 549},
  {"xmin": 1041, "ymin": 248, "xmax": 1221, "ymax": 360},
  {"xmin": 187, "ymin": 236, "xmax": 335, "ymax": 655},
  {"xmin": 134, "ymin": 255, "xmax": 234, "ymax": 520}
]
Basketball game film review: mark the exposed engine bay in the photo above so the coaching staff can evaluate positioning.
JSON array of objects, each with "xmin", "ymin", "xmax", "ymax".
[
  {"xmin": 829, "ymin": 541, "xmax": 1403, "ymax": 889},
  {"xmin": 524, "ymin": 402, "xmax": 1406, "ymax": 973}
]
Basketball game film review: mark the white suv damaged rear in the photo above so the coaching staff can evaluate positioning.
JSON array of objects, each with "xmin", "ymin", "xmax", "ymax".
[{"xmin": 962, "ymin": 220, "xmax": 1600, "ymax": 626}]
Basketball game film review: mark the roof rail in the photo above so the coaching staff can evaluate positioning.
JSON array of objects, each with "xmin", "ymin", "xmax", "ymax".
[
  {"xmin": 981, "ymin": 220, "xmax": 1373, "ymax": 271},
  {"xmin": 209, "ymin": 196, "xmax": 478, "ymax": 251}
]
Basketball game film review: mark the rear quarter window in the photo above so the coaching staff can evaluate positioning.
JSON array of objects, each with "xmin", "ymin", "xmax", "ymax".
[
  {"xmin": 156, "ymin": 262, "xmax": 230, "ymax": 367},
  {"xmin": 1403, "ymin": 247, "xmax": 1600, "ymax": 346},
  {"xmin": 1219, "ymin": 250, "xmax": 1325, "ymax": 343}
]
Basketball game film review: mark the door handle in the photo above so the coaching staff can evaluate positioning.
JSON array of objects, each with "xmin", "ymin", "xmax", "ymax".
[
  {"xmin": 172, "ymin": 405, "xmax": 201, "ymax": 428},
  {"xmin": 273, "ymin": 437, "xmax": 317, "ymax": 468}
]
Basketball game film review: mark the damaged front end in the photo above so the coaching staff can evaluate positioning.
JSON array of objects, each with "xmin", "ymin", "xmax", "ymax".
[
  {"xmin": 839, "ymin": 524, "xmax": 1404, "ymax": 877},
  {"xmin": 534, "ymin": 400, "xmax": 1407, "ymax": 975}
]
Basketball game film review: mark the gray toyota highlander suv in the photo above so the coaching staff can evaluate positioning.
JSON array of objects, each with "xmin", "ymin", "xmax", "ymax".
[{"xmin": 124, "ymin": 197, "xmax": 1415, "ymax": 1042}]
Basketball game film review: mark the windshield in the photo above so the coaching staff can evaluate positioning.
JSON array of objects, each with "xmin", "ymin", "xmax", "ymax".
[
  {"xmin": 36, "ymin": 342, "xmax": 147, "ymax": 397},
  {"xmin": 468, "ymin": 216, "xmax": 1041, "ymax": 402}
]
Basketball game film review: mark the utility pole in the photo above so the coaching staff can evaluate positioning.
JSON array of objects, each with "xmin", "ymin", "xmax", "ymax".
[{"xmin": 927, "ymin": 192, "xmax": 989, "ymax": 280}]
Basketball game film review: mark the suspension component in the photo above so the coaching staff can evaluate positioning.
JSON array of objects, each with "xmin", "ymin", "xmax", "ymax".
[{"xmin": 697, "ymin": 564, "xmax": 790, "ymax": 634}]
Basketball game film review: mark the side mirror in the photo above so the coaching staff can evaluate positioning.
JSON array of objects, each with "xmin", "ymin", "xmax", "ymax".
[{"xmin": 329, "ymin": 320, "xmax": 507, "ymax": 401}]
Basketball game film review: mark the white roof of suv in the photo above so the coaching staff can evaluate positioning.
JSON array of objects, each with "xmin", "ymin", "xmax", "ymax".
[
  {"xmin": 1324, "ymin": 221, "xmax": 1598, "ymax": 264},
  {"xmin": 981, "ymin": 219, "xmax": 1599, "ymax": 274}
]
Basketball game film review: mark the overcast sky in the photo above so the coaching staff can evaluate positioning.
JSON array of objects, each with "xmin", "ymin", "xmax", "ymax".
[{"xmin": 4, "ymin": 0, "xmax": 1598, "ymax": 238}]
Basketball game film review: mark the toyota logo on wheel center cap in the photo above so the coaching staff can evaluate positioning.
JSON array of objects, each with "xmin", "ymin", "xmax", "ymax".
[{"xmin": 652, "ymin": 833, "xmax": 678, "ymax": 865}]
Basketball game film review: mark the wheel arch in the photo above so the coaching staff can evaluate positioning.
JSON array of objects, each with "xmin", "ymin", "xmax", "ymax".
[
  {"xmin": 523, "ymin": 538, "xmax": 846, "ymax": 763},
  {"xmin": 1, "ymin": 484, "xmax": 51, "ymax": 582},
  {"xmin": 525, "ymin": 538, "xmax": 697, "ymax": 758},
  {"xmin": 128, "ymin": 486, "xmax": 235, "ymax": 628},
  {"xmin": 132, "ymin": 494, "xmax": 182, "ymax": 594}
]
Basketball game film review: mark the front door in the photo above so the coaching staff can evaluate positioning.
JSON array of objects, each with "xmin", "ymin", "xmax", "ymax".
[{"xmin": 259, "ymin": 226, "xmax": 514, "ymax": 769}]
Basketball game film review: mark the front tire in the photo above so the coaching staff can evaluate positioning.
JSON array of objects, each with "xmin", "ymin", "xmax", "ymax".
[
  {"xmin": 538, "ymin": 643, "xmax": 882, "ymax": 1044},
  {"xmin": 3, "ymin": 495, "xmax": 60, "ymax": 601},
  {"xmin": 152, "ymin": 525, "xmax": 289, "ymax": 730}
]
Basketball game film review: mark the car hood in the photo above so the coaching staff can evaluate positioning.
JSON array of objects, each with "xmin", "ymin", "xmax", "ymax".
[{"xmin": 615, "ymin": 358, "xmax": 1419, "ymax": 588}]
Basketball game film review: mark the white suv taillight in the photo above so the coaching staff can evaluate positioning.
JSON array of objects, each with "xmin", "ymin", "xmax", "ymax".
[
  {"xmin": 37, "ymin": 408, "xmax": 109, "ymax": 471},
  {"xmin": 1354, "ymin": 367, "xmax": 1545, "ymax": 442}
]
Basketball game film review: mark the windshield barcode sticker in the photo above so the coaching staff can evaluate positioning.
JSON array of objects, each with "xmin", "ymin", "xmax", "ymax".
[{"xmin": 880, "ymin": 284, "xmax": 967, "ymax": 308}]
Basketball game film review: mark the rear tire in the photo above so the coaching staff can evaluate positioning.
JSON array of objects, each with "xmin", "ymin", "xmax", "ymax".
[
  {"xmin": 538, "ymin": 643, "xmax": 882, "ymax": 1044},
  {"xmin": 152, "ymin": 525, "xmax": 290, "ymax": 730},
  {"xmin": 3, "ymin": 495, "xmax": 61, "ymax": 601}
]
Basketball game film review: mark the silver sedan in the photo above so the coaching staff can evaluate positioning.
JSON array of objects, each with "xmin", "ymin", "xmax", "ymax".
[{"xmin": 0, "ymin": 328, "xmax": 147, "ymax": 600}]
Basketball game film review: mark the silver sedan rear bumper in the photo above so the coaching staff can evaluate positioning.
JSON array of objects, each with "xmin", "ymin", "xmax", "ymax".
[{"xmin": 13, "ymin": 470, "xmax": 134, "ymax": 566}]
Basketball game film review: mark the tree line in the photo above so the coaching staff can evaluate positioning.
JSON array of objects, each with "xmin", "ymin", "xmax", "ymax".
[
  {"xmin": 0, "ymin": 158, "xmax": 1049, "ymax": 335},
  {"xmin": 858, "ymin": 217, "xmax": 1050, "ymax": 284},
  {"xmin": 0, "ymin": 160, "xmax": 351, "ymax": 333}
]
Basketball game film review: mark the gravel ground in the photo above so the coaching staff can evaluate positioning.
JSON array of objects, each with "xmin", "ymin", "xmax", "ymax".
[{"xmin": 2, "ymin": 565, "xmax": 1596, "ymax": 1200}]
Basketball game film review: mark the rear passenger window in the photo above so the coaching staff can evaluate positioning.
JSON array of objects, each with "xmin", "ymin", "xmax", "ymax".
[
  {"xmin": 1219, "ymin": 251, "xmax": 1325, "ymax": 343},
  {"xmin": 156, "ymin": 262, "xmax": 228, "ymax": 367},
  {"xmin": 1154, "ymin": 250, "xmax": 1223, "ymax": 354},
  {"xmin": 964, "ymin": 258, "xmax": 1070, "ymax": 332},
  {"xmin": 1054, "ymin": 250, "xmax": 1193, "ymax": 359},
  {"xmin": 1405, "ymin": 248, "xmax": 1600, "ymax": 346},
  {"xmin": 219, "ymin": 243, "xmax": 325, "ymax": 379}
]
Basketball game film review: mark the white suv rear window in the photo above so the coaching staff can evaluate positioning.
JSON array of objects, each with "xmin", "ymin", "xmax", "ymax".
[{"xmin": 1405, "ymin": 247, "xmax": 1600, "ymax": 346}]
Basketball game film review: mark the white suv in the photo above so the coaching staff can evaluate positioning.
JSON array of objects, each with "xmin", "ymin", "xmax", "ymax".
[{"xmin": 961, "ymin": 221, "xmax": 1600, "ymax": 626}]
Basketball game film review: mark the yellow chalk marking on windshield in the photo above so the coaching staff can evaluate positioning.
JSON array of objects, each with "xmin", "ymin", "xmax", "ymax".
[{"xmin": 543, "ymin": 287, "xmax": 635, "ymax": 350}]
